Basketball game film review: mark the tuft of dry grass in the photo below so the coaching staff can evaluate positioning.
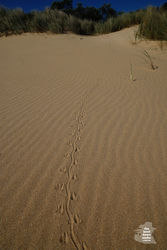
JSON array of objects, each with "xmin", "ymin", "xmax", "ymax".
[
  {"xmin": 130, "ymin": 63, "xmax": 135, "ymax": 81},
  {"xmin": 143, "ymin": 49, "xmax": 158, "ymax": 70},
  {"xmin": 158, "ymin": 40, "xmax": 167, "ymax": 51}
]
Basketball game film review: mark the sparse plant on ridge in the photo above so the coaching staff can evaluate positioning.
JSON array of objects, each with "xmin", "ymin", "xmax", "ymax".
[
  {"xmin": 143, "ymin": 49, "xmax": 158, "ymax": 70},
  {"xmin": 130, "ymin": 63, "xmax": 135, "ymax": 81}
]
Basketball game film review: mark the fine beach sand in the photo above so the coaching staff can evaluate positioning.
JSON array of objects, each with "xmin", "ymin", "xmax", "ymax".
[{"xmin": 0, "ymin": 27, "xmax": 167, "ymax": 250}]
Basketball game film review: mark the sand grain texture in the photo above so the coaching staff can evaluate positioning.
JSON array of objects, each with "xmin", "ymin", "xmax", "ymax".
[{"xmin": 0, "ymin": 28, "xmax": 167, "ymax": 250}]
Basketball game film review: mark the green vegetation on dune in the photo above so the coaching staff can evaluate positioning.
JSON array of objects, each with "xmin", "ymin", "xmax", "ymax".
[
  {"xmin": 0, "ymin": 1, "xmax": 167, "ymax": 41},
  {"xmin": 94, "ymin": 10, "xmax": 145, "ymax": 34},
  {"xmin": 137, "ymin": 6, "xmax": 167, "ymax": 40}
]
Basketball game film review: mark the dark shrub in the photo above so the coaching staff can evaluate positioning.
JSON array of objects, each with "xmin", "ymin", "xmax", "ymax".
[
  {"xmin": 69, "ymin": 16, "xmax": 81, "ymax": 34},
  {"xmin": 80, "ymin": 20, "xmax": 95, "ymax": 34}
]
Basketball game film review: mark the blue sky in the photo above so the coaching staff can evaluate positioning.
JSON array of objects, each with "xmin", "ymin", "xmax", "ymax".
[{"xmin": 0, "ymin": 0, "xmax": 166, "ymax": 12}]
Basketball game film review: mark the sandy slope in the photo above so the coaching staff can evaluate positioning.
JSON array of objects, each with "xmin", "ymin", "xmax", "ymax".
[{"xmin": 0, "ymin": 27, "xmax": 167, "ymax": 250}]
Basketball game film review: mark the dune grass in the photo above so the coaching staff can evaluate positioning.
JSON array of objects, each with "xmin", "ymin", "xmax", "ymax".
[
  {"xmin": 143, "ymin": 49, "xmax": 158, "ymax": 70},
  {"xmin": 94, "ymin": 10, "xmax": 145, "ymax": 34},
  {"xmin": 0, "ymin": 7, "xmax": 95, "ymax": 36},
  {"xmin": 130, "ymin": 63, "xmax": 135, "ymax": 81},
  {"xmin": 137, "ymin": 6, "xmax": 167, "ymax": 41},
  {"xmin": 0, "ymin": 5, "xmax": 167, "ymax": 42}
]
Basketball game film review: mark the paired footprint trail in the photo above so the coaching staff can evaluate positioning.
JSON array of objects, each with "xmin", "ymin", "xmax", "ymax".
[{"xmin": 55, "ymin": 86, "xmax": 97, "ymax": 250}]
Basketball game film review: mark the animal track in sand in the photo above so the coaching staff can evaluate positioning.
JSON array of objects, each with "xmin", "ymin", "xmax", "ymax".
[
  {"xmin": 82, "ymin": 242, "xmax": 89, "ymax": 250},
  {"xmin": 55, "ymin": 86, "xmax": 98, "ymax": 249},
  {"xmin": 70, "ymin": 192, "xmax": 77, "ymax": 201},
  {"xmin": 64, "ymin": 153, "xmax": 70, "ymax": 158},
  {"xmin": 74, "ymin": 214, "xmax": 82, "ymax": 224},
  {"xmin": 72, "ymin": 174, "xmax": 77, "ymax": 181},
  {"xmin": 55, "ymin": 183, "xmax": 64, "ymax": 192},
  {"xmin": 60, "ymin": 232, "xmax": 69, "ymax": 244},
  {"xmin": 56, "ymin": 203, "xmax": 64, "ymax": 215},
  {"xmin": 74, "ymin": 160, "xmax": 78, "ymax": 165}
]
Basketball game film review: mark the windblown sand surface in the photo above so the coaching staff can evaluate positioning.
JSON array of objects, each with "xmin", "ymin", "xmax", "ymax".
[{"xmin": 0, "ymin": 27, "xmax": 167, "ymax": 250}]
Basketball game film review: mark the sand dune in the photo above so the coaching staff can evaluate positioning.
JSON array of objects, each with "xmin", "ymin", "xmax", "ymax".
[{"xmin": 0, "ymin": 27, "xmax": 167, "ymax": 250}]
